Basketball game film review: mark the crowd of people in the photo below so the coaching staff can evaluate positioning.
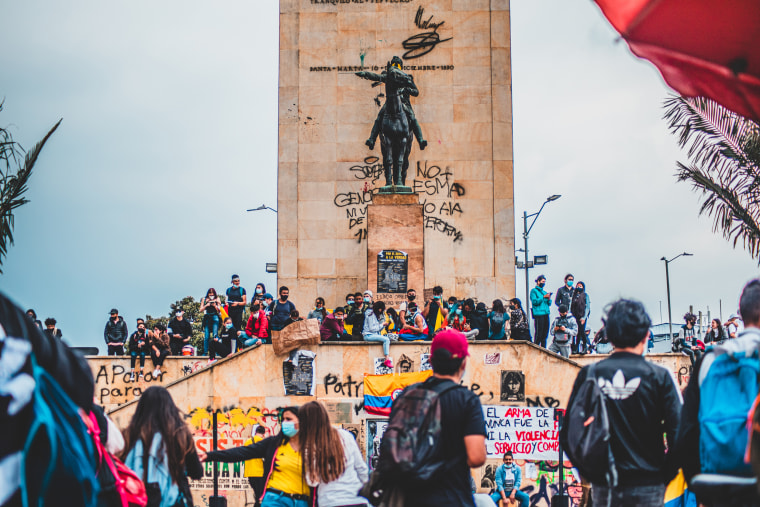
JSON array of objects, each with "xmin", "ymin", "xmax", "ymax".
[{"xmin": 6, "ymin": 277, "xmax": 760, "ymax": 507}]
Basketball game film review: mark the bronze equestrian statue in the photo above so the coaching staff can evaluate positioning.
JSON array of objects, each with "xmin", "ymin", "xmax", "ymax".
[{"xmin": 356, "ymin": 56, "xmax": 426, "ymax": 192}]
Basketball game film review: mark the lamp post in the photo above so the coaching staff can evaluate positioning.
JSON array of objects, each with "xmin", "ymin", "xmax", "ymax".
[
  {"xmin": 661, "ymin": 252, "xmax": 693, "ymax": 342},
  {"xmin": 246, "ymin": 204, "xmax": 278, "ymax": 213},
  {"xmin": 522, "ymin": 195, "xmax": 561, "ymax": 309}
]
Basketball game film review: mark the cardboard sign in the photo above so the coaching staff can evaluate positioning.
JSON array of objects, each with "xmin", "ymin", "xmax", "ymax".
[{"xmin": 272, "ymin": 318, "xmax": 321, "ymax": 355}]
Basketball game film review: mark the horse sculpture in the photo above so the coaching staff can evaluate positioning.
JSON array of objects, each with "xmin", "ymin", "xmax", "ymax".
[{"xmin": 357, "ymin": 58, "xmax": 424, "ymax": 192}]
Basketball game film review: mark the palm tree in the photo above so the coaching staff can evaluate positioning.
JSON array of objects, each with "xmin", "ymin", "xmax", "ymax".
[
  {"xmin": 664, "ymin": 96, "xmax": 760, "ymax": 259},
  {"xmin": 0, "ymin": 100, "xmax": 62, "ymax": 273}
]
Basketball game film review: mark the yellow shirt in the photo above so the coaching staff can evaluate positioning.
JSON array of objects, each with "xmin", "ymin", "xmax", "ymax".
[
  {"xmin": 243, "ymin": 435, "xmax": 264, "ymax": 477},
  {"xmin": 265, "ymin": 442, "xmax": 308, "ymax": 496}
]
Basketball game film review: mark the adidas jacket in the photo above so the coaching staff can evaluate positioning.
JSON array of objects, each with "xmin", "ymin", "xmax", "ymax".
[{"xmin": 566, "ymin": 352, "xmax": 681, "ymax": 486}]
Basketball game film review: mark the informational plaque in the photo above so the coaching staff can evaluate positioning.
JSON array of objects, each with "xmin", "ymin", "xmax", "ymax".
[{"xmin": 377, "ymin": 250, "xmax": 408, "ymax": 294}]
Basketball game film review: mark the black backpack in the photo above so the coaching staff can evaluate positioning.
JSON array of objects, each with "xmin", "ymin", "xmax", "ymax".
[
  {"xmin": 560, "ymin": 363, "xmax": 618, "ymax": 487},
  {"xmin": 361, "ymin": 379, "xmax": 460, "ymax": 505}
]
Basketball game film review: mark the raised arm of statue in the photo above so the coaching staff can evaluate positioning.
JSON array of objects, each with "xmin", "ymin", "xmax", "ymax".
[
  {"xmin": 405, "ymin": 76, "xmax": 419, "ymax": 97},
  {"xmin": 355, "ymin": 71, "xmax": 385, "ymax": 82}
]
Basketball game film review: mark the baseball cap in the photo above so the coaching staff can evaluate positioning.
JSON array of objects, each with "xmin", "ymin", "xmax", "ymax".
[
  {"xmin": 263, "ymin": 293, "xmax": 274, "ymax": 299},
  {"xmin": 431, "ymin": 328, "xmax": 470, "ymax": 359},
  {"xmin": 364, "ymin": 290, "xmax": 373, "ymax": 297},
  {"xmin": 109, "ymin": 308, "xmax": 119, "ymax": 315},
  {"xmin": 231, "ymin": 274, "xmax": 240, "ymax": 281},
  {"xmin": 559, "ymin": 304, "xmax": 568, "ymax": 313},
  {"xmin": 730, "ymin": 313, "xmax": 739, "ymax": 320}
]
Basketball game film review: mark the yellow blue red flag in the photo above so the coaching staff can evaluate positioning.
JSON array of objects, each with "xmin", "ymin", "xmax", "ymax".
[
  {"xmin": 364, "ymin": 370, "xmax": 433, "ymax": 416},
  {"xmin": 664, "ymin": 470, "xmax": 697, "ymax": 507}
]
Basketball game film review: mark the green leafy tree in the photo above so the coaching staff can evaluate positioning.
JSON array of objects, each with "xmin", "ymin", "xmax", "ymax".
[
  {"xmin": 145, "ymin": 294, "xmax": 245, "ymax": 353},
  {"xmin": 664, "ymin": 96, "xmax": 760, "ymax": 258},
  {"xmin": 1, "ymin": 100, "xmax": 62, "ymax": 273}
]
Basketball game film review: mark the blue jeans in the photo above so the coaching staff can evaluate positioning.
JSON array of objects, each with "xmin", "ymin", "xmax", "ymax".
[
  {"xmin": 592, "ymin": 483, "xmax": 665, "ymax": 507},
  {"xmin": 364, "ymin": 333, "xmax": 390, "ymax": 355},
  {"xmin": 203, "ymin": 314, "xmax": 220, "ymax": 355},
  {"xmin": 491, "ymin": 489, "xmax": 529, "ymax": 507},
  {"xmin": 261, "ymin": 491, "xmax": 309, "ymax": 507}
]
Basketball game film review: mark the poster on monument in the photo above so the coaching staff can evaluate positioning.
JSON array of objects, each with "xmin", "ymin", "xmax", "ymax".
[
  {"xmin": 377, "ymin": 250, "xmax": 408, "ymax": 294},
  {"xmin": 482, "ymin": 406, "xmax": 559, "ymax": 460},
  {"xmin": 366, "ymin": 419, "xmax": 388, "ymax": 472}
]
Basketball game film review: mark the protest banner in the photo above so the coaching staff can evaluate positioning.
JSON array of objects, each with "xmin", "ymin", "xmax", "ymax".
[{"xmin": 482, "ymin": 405, "xmax": 559, "ymax": 460}]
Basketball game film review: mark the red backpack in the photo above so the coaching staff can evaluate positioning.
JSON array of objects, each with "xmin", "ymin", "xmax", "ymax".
[{"xmin": 85, "ymin": 412, "xmax": 148, "ymax": 507}]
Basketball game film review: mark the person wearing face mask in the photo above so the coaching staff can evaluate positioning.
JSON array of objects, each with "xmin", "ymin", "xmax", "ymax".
[
  {"xmin": 399, "ymin": 301, "xmax": 429, "ymax": 341},
  {"xmin": 209, "ymin": 317, "xmax": 236, "ymax": 362},
  {"xmin": 423, "ymin": 286, "xmax": 449, "ymax": 339},
  {"xmin": 307, "ymin": 297, "xmax": 327, "ymax": 324},
  {"xmin": 570, "ymin": 281, "xmax": 591, "ymax": 354},
  {"xmin": 554, "ymin": 274, "xmax": 575, "ymax": 311},
  {"xmin": 530, "ymin": 275, "xmax": 552, "ymax": 348},
  {"xmin": 254, "ymin": 282, "xmax": 267, "ymax": 300},
  {"xmin": 244, "ymin": 302, "xmax": 269, "ymax": 346},
  {"xmin": 200, "ymin": 407, "xmax": 312, "ymax": 507},
  {"xmin": 348, "ymin": 291, "xmax": 372, "ymax": 340},
  {"xmin": 363, "ymin": 300, "xmax": 393, "ymax": 367},
  {"xmin": 320, "ymin": 306, "xmax": 349, "ymax": 341},
  {"xmin": 269, "ymin": 286, "xmax": 297, "ymax": 332},
  {"xmin": 226, "ymin": 275, "xmax": 248, "ymax": 350},
  {"xmin": 127, "ymin": 319, "xmax": 149, "ymax": 380},
  {"xmin": 398, "ymin": 288, "xmax": 417, "ymax": 323}
]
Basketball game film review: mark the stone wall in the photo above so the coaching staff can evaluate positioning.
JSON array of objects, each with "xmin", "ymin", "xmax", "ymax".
[{"xmin": 277, "ymin": 0, "xmax": 516, "ymax": 309}]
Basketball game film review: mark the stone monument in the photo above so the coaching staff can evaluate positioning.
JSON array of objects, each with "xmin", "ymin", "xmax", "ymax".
[{"xmin": 278, "ymin": 0, "xmax": 515, "ymax": 307}]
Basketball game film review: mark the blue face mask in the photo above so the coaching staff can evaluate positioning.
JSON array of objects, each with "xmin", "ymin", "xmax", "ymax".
[
  {"xmin": 281, "ymin": 421, "xmax": 298, "ymax": 438},
  {"xmin": 255, "ymin": 288, "xmax": 262, "ymax": 294},
  {"xmin": 434, "ymin": 295, "xmax": 441, "ymax": 300},
  {"xmin": 363, "ymin": 297, "xmax": 371, "ymax": 303},
  {"xmin": 225, "ymin": 323, "xmax": 233, "ymax": 330},
  {"xmin": 566, "ymin": 280, "xmax": 574, "ymax": 287}
]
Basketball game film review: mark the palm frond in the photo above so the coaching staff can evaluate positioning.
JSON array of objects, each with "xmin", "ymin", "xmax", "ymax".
[
  {"xmin": 665, "ymin": 95, "xmax": 760, "ymax": 261},
  {"xmin": 0, "ymin": 118, "xmax": 62, "ymax": 273}
]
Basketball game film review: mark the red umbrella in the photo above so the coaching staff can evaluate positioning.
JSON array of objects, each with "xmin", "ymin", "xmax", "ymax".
[{"xmin": 593, "ymin": 0, "xmax": 760, "ymax": 122}]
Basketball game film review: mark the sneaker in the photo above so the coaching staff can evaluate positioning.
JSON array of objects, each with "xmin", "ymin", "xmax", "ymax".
[
  {"xmin": 153, "ymin": 368, "xmax": 161, "ymax": 377},
  {"xmin": 207, "ymin": 358, "xmax": 216, "ymax": 365},
  {"xmin": 129, "ymin": 372, "xmax": 135, "ymax": 381},
  {"xmin": 384, "ymin": 358, "xmax": 393, "ymax": 369},
  {"xmin": 138, "ymin": 372, "xmax": 144, "ymax": 380}
]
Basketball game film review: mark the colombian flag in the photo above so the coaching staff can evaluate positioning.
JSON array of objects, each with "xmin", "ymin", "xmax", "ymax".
[
  {"xmin": 664, "ymin": 470, "xmax": 697, "ymax": 507},
  {"xmin": 364, "ymin": 370, "xmax": 433, "ymax": 416}
]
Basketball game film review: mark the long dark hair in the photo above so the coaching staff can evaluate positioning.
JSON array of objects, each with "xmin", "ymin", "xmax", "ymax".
[
  {"xmin": 119, "ymin": 386, "xmax": 195, "ymax": 485},
  {"xmin": 298, "ymin": 401, "xmax": 345, "ymax": 484},
  {"xmin": 492, "ymin": 299, "xmax": 505, "ymax": 314}
]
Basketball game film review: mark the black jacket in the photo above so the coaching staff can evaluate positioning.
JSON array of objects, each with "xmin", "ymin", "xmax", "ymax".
[
  {"xmin": 104, "ymin": 316, "xmax": 128, "ymax": 345},
  {"xmin": 563, "ymin": 352, "xmax": 681, "ymax": 486},
  {"xmin": 128, "ymin": 330, "xmax": 149, "ymax": 353},
  {"xmin": 346, "ymin": 303, "xmax": 369, "ymax": 338},
  {"xmin": 554, "ymin": 285, "xmax": 573, "ymax": 309},
  {"xmin": 206, "ymin": 433, "xmax": 314, "ymax": 502},
  {"xmin": 470, "ymin": 304, "xmax": 490, "ymax": 341},
  {"xmin": 168, "ymin": 317, "xmax": 193, "ymax": 341}
]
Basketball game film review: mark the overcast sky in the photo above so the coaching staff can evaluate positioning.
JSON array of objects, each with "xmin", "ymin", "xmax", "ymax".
[{"xmin": 1, "ymin": 1, "xmax": 757, "ymax": 350}]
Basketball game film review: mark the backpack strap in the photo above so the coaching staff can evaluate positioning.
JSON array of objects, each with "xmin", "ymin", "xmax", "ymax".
[{"xmin": 423, "ymin": 378, "xmax": 461, "ymax": 396}]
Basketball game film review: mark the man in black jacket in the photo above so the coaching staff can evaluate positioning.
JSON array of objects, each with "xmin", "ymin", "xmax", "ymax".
[
  {"xmin": 563, "ymin": 299, "xmax": 681, "ymax": 507},
  {"xmin": 104, "ymin": 308, "xmax": 128, "ymax": 355},
  {"xmin": 168, "ymin": 310, "xmax": 193, "ymax": 355}
]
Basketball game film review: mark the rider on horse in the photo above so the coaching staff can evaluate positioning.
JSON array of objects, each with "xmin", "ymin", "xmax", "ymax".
[{"xmin": 356, "ymin": 56, "xmax": 427, "ymax": 151}]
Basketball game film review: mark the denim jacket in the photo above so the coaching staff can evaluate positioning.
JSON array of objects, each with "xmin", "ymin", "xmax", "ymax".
[{"xmin": 495, "ymin": 463, "xmax": 522, "ymax": 493}]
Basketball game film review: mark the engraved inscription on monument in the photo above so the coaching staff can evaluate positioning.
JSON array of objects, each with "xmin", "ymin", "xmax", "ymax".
[{"xmin": 377, "ymin": 250, "xmax": 408, "ymax": 294}]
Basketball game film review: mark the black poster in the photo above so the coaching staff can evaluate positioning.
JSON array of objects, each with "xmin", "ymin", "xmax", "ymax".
[
  {"xmin": 500, "ymin": 370, "xmax": 525, "ymax": 402},
  {"xmin": 377, "ymin": 250, "xmax": 408, "ymax": 293}
]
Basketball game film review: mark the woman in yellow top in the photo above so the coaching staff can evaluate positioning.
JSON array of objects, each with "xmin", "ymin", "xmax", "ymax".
[
  {"xmin": 200, "ymin": 407, "xmax": 312, "ymax": 507},
  {"xmin": 244, "ymin": 425, "xmax": 268, "ymax": 507}
]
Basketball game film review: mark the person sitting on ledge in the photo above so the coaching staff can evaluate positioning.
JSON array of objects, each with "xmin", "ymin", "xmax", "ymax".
[
  {"xmin": 363, "ymin": 300, "xmax": 393, "ymax": 368},
  {"xmin": 243, "ymin": 302, "xmax": 268, "ymax": 347},
  {"xmin": 283, "ymin": 309, "xmax": 303, "ymax": 329},
  {"xmin": 320, "ymin": 306, "xmax": 349, "ymax": 341},
  {"xmin": 399, "ymin": 301, "xmax": 428, "ymax": 341}
]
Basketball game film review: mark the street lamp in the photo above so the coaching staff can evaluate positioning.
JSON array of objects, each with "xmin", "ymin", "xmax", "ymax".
[
  {"xmin": 522, "ymin": 195, "xmax": 561, "ymax": 309},
  {"xmin": 246, "ymin": 204, "xmax": 278, "ymax": 213},
  {"xmin": 661, "ymin": 252, "xmax": 693, "ymax": 343}
]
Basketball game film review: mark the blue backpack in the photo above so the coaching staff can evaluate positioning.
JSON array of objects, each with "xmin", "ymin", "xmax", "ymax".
[
  {"xmin": 699, "ymin": 348, "xmax": 760, "ymax": 475},
  {"xmin": 21, "ymin": 356, "xmax": 100, "ymax": 507}
]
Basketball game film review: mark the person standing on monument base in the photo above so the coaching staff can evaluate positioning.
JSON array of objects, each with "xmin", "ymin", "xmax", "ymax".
[
  {"xmin": 423, "ymin": 286, "xmax": 448, "ymax": 338},
  {"xmin": 269, "ymin": 286, "xmax": 296, "ymax": 333},
  {"xmin": 168, "ymin": 309, "xmax": 193, "ymax": 355},
  {"xmin": 549, "ymin": 305, "xmax": 577, "ymax": 358},
  {"xmin": 104, "ymin": 308, "xmax": 128, "ymax": 356},
  {"xmin": 226, "ymin": 274, "xmax": 247, "ymax": 349},
  {"xmin": 348, "ymin": 291, "xmax": 371, "ymax": 340},
  {"xmin": 555, "ymin": 274, "xmax": 575, "ymax": 310},
  {"xmin": 363, "ymin": 300, "xmax": 393, "ymax": 368},
  {"xmin": 530, "ymin": 275, "xmax": 552, "ymax": 348}
]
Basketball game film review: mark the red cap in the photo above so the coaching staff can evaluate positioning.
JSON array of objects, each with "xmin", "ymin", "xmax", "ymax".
[{"xmin": 431, "ymin": 328, "xmax": 470, "ymax": 359}]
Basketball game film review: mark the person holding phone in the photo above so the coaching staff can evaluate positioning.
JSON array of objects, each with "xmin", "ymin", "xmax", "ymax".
[{"xmin": 530, "ymin": 275, "xmax": 552, "ymax": 348}]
